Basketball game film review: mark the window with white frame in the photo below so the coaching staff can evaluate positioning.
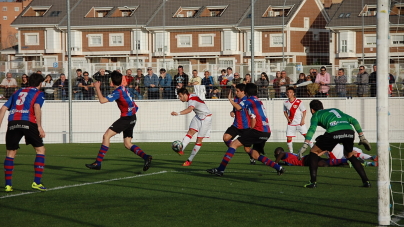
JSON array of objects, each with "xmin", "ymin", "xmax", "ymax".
[
  {"xmin": 219, "ymin": 59, "xmax": 234, "ymax": 68},
  {"xmin": 270, "ymin": 34, "xmax": 284, "ymax": 47},
  {"xmin": 25, "ymin": 33, "xmax": 39, "ymax": 45},
  {"xmin": 199, "ymin": 34, "xmax": 214, "ymax": 47},
  {"xmin": 109, "ymin": 33, "xmax": 124, "ymax": 46},
  {"xmin": 392, "ymin": 35, "xmax": 404, "ymax": 45},
  {"xmin": 88, "ymin": 34, "xmax": 103, "ymax": 47},
  {"xmin": 15, "ymin": 7, "xmax": 19, "ymax": 12},
  {"xmin": 304, "ymin": 17, "xmax": 309, "ymax": 28},
  {"xmin": 339, "ymin": 31, "xmax": 355, "ymax": 53},
  {"xmin": 44, "ymin": 57, "xmax": 57, "ymax": 67},
  {"xmin": 341, "ymin": 40, "xmax": 347, "ymax": 52},
  {"xmin": 3, "ymin": 7, "xmax": 7, "ymax": 11},
  {"xmin": 365, "ymin": 35, "xmax": 376, "ymax": 46},
  {"xmin": 177, "ymin": 35, "xmax": 192, "ymax": 47},
  {"xmin": 3, "ymin": 16, "xmax": 7, "ymax": 20}
]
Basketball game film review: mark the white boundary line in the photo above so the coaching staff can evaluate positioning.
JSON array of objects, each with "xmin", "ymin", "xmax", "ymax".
[{"xmin": 0, "ymin": 170, "xmax": 167, "ymax": 199}]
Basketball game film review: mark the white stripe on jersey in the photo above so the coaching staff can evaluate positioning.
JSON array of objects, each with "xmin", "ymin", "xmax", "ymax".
[{"xmin": 283, "ymin": 99, "xmax": 306, "ymax": 126}]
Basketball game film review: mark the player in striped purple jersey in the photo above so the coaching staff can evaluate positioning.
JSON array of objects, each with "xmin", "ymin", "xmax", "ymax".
[
  {"xmin": 274, "ymin": 147, "xmax": 348, "ymax": 167},
  {"xmin": 85, "ymin": 71, "xmax": 152, "ymax": 171},
  {"xmin": 223, "ymin": 83, "xmax": 264, "ymax": 164},
  {"xmin": 0, "ymin": 73, "xmax": 47, "ymax": 192},
  {"xmin": 207, "ymin": 83, "xmax": 285, "ymax": 176}
]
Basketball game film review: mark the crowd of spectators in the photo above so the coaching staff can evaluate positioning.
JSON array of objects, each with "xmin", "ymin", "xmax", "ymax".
[{"xmin": 0, "ymin": 64, "xmax": 402, "ymax": 100}]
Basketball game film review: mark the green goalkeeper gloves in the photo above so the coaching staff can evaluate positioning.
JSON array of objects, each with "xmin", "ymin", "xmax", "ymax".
[
  {"xmin": 358, "ymin": 134, "xmax": 371, "ymax": 151},
  {"xmin": 298, "ymin": 142, "xmax": 310, "ymax": 160}
]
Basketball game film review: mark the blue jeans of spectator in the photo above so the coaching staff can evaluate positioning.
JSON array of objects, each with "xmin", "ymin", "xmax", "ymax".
[
  {"xmin": 74, "ymin": 92, "xmax": 83, "ymax": 100},
  {"xmin": 337, "ymin": 92, "xmax": 346, "ymax": 98},
  {"xmin": 129, "ymin": 88, "xmax": 143, "ymax": 100}
]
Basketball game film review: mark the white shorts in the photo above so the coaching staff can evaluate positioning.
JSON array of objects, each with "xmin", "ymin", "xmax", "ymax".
[
  {"xmin": 286, "ymin": 124, "xmax": 308, "ymax": 137},
  {"xmin": 189, "ymin": 115, "xmax": 212, "ymax": 138}
]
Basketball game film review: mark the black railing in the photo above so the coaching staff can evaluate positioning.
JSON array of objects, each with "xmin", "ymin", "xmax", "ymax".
[{"xmin": 0, "ymin": 83, "xmax": 403, "ymax": 100}]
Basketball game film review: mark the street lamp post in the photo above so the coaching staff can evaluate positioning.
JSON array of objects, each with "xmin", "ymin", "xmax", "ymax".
[{"xmin": 124, "ymin": 6, "xmax": 138, "ymax": 69}]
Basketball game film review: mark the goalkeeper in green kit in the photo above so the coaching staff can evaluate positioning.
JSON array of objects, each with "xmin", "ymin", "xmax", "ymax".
[{"xmin": 298, "ymin": 100, "xmax": 372, "ymax": 188}]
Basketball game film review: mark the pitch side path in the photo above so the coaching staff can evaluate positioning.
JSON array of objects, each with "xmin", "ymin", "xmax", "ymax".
[{"xmin": 1, "ymin": 143, "xmax": 380, "ymax": 226}]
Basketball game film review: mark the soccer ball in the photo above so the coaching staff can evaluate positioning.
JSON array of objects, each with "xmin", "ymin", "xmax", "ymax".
[{"xmin": 172, "ymin": 140, "xmax": 183, "ymax": 153}]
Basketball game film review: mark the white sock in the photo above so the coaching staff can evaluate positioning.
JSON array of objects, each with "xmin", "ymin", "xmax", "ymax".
[
  {"xmin": 182, "ymin": 134, "xmax": 192, "ymax": 151},
  {"xmin": 188, "ymin": 144, "xmax": 202, "ymax": 161},
  {"xmin": 308, "ymin": 142, "xmax": 314, "ymax": 148},
  {"xmin": 287, "ymin": 142, "xmax": 293, "ymax": 153}
]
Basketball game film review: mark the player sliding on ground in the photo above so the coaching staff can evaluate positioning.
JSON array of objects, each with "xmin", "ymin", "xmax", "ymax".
[
  {"xmin": 0, "ymin": 73, "xmax": 47, "ymax": 192},
  {"xmin": 85, "ymin": 71, "xmax": 152, "ymax": 171},
  {"xmin": 274, "ymin": 147, "xmax": 349, "ymax": 167},
  {"xmin": 171, "ymin": 88, "xmax": 212, "ymax": 166},
  {"xmin": 283, "ymin": 87, "xmax": 313, "ymax": 153},
  {"xmin": 297, "ymin": 100, "xmax": 372, "ymax": 188},
  {"xmin": 207, "ymin": 83, "xmax": 284, "ymax": 176},
  {"xmin": 328, "ymin": 143, "xmax": 378, "ymax": 167}
]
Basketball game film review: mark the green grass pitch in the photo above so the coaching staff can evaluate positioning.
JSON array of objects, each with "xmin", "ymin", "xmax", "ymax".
[{"xmin": 0, "ymin": 142, "xmax": 382, "ymax": 226}]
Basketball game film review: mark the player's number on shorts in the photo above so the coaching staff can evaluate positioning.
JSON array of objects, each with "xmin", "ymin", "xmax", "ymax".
[
  {"xmin": 16, "ymin": 92, "xmax": 28, "ymax": 105},
  {"xmin": 329, "ymin": 109, "xmax": 342, "ymax": 118}
]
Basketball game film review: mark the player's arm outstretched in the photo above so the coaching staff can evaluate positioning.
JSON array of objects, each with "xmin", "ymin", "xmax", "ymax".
[
  {"xmin": 94, "ymin": 81, "xmax": 109, "ymax": 104},
  {"xmin": 171, "ymin": 106, "xmax": 194, "ymax": 116},
  {"xmin": 34, "ymin": 103, "xmax": 45, "ymax": 138},
  {"xmin": 228, "ymin": 90, "xmax": 242, "ymax": 111},
  {"xmin": 345, "ymin": 113, "xmax": 371, "ymax": 151}
]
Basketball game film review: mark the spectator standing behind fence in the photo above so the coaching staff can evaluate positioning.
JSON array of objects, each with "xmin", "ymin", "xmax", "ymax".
[
  {"xmin": 255, "ymin": 72, "xmax": 269, "ymax": 99},
  {"xmin": 243, "ymin": 73, "xmax": 252, "ymax": 84},
  {"xmin": 314, "ymin": 66, "xmax": 330, "ymax": 98},
  {"xmin": 279, "ymin": 70, "xmax": 291, "ymax": 98},
  {"xmin": 356, "ymin": 66, "xmax": 369, "ymax": 97},
  {"xmin": 173, "ymin": 65, "xmax": 189, "ymax": 89},
  {"xmin": 73, "ymin": 69, "xmax": 84, "ymax": 100},
  {"xmin": 218, "ymin": 69, "xmax": 226, "ymax": 84},
  {"xmin": 309, "ymin": 68, "xmax": 318, "ymax": 82},
  {"xmin": 272, "ymin": 71, "xmax": 281, "ymax": 98},
  {"xmin": 53, "ymin": 73, "xmax": 69, "ymax": 101},
  {"xmin": 93, "ymin": 69, "xmax": 111, "ymax": 97},
  {"xmin": 131, "ymin": 69, "xmax": 144, "ymax": 100},
  {"xmin": 202, "ymin": 71, "xmax": 214, "ymax": 99},
  {"xmin": 124, "ymin": 69, "xmax": 134, "ymax": 97},
  {"xmin": 1, "ymin": 73, "xmax": 18, "ymax": 98},
  {"xmin": 231, "ymin": 72, "xmax": 243, "ymax": 94},
  {"xmin": 296, "ymin": 75, "xmax": 313, "ymax": 97},
  {"xmin": 188, "ymin": 69, "xmax": 202, "ymax": 93},
  {"xmin": 334, "ymin": 68, "xmax": 347, "ymax": 97},
  {"xmin": 20, "ymin": 74, "xmax": 29, "ymax": 88},
  {"xmin": 42, "ymin": 74, "xmax": 54, "ymax": 100},
  {"xmin": 144, "ymin": 67, "xmax": 159, "ymax": 99},
  {"xmin": 80, "ymin": 72, "xmax": 94, "ymax": 100},
  {"xmin": 295, "ymin": 73, "xmax": 307, "ymax": 97},
  {"xmin": 369, "ymin": 65, "xmax": 396, "ymax": 97},
  {"xmin": 159, "ymin": 68, "xmax": 172, "ymax": 99}
]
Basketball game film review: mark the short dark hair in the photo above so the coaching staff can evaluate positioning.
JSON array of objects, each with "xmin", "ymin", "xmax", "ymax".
[
  {"xmin": 76, "ymin": 69, "xmax": 82, "ymax": 72},
  {"xmin": 29, "ymin": 73, "xmax": 44, "ymax": 87},
  {"xmin": 178, "ymin": 65, "xmax": 183, "ymax": 69},
  {"xmin": 245, "ymin": 83, "xmax": 257, "ymax": 96},
  {"xmin": 110, "ymin": 71, "xmax": 123, "ymax": 86},
  {"xmin": 235, "ymin": 83, "xmax": 246, "ymax": 91},
  {"xmin": 274, "ymin": 147, "xmax": 285, "ymax": 158},
  {"xmin": 83, "ymin": 71, "xmax": 89, "ymax": 76},
  {"xmin": 310, "ymin": 100, "xmax": 324, "ymax": 112},
  {"xmin": 221, "ymin": 69, "xmax": 226, "ymax": 73},
  {"xmin": 338, "ymin": 68, "xmax": 345, "ymax": 73},
  {"xmin": 227, "ymin": 67, "xmax": 232, "ymax": 71},
  {"xmin": 287, "ymin": 87, "xmax": 295, "ymax": 92},
  {"xmin": 160, "ymin": 68, "xmax": 166, "ymax": 73},
  {"xmin": 177, "ymin": 87, "xmax": 189, "ymax": 95},
  {"xmin": 320, "ymin": 66, "xmax": 326, "ymax": 71}
]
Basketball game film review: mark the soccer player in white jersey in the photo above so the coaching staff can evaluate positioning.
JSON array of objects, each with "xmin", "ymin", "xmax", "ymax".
[
  {"xmin": 171, "ymin": 88, "xmax": 212, "ymax": 166},
  {"xmin": 328, "ymin": 144, "xmax": 378, "ymax": 166},
  {"xmin": 283, "ymin": 87, "xmax": 312, "ymax": 153}
]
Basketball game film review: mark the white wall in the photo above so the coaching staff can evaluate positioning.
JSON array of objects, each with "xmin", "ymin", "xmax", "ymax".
[{"xmin": 0, "ymin": 98, "xmax": 403, "ymax": 144}]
